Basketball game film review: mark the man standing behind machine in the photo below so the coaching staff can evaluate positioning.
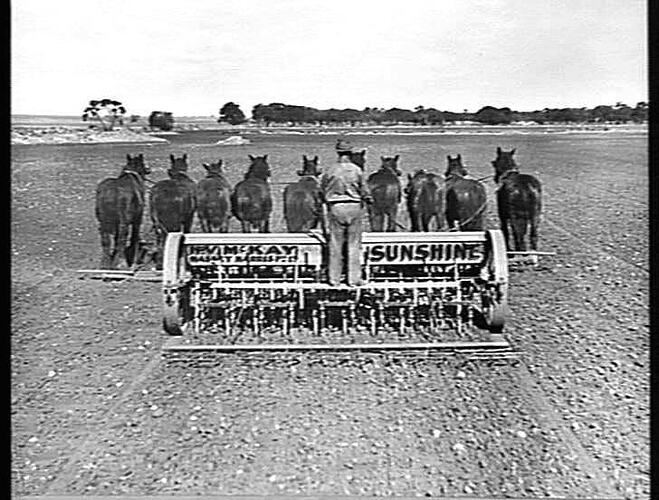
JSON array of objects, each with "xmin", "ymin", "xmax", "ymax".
[{"xmin": 320, "ymin": 138, "xmax": 373, "ymax": 287}]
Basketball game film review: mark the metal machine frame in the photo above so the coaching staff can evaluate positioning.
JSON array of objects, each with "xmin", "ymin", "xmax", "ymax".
[{"xmin": 161, "ymin": 230, "xmax": 510, "ymax": 354}]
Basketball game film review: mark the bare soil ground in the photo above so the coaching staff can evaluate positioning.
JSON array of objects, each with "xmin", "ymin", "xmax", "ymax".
[
  {"xmin": 11, "ymin": 127, "xmax": 169, "ymax": 146},
  {"xmin": 11, "ymin": 133, "xmax": 648, "ymax": 498}
]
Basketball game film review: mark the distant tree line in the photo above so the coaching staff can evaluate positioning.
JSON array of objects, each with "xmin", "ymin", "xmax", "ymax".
[
  {"xmin": 83, "ymin": 99, "xmax": 647, "ymax": 132},
  {"xmin": 220, "ymin": 101, "xmax": 647, "ymax": 126}
]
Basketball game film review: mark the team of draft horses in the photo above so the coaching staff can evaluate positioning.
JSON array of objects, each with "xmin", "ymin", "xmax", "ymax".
[{"xmin": 95, "ymin": 147, "xmax": 542, "ymax": 269}]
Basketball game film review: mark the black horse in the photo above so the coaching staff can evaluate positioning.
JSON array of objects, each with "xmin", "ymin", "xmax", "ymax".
[
  {"xmin": 491, "ymin": 147, "xmax": 542, "ymax": 250},
  {"xmin": 95, "ymin": 154, "xmax": 151, "ymax": 269},
  {"xmin": 367, "ymin": 155, "xmax": 403, "ymax": 231},
  {"xmin": 150, "ymin": 154, "xmax": 196, "ymax": 266},
  {"xmin": 231, "ymin": 155, "xmax": 272, "ymax": 233},
  {"xmin": 405, "ymin": 169, "xmax": 445, "ymax": 231},
  {"xmin": 349, "ymin": 149, "xmax": 367, "ymax": 169},
  {"xmin": 283, "ymin": 155, "xmax": 324, "ymax": 232},
  {"xmin": 196, "ymin": 159, "xmax": 231, "ymax": 232},
  {"xmin": 444, "ymin": 154, "xmax": 487, "ymax": 231}
]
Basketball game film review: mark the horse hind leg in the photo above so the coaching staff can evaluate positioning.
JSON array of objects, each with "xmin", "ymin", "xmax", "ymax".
[
  {"xmin": 511, "ymin": 216, "xmax": 528, "ymax": 252},
  {"xmin": 199, "ymin": 214, "xmax": 209, "ymax": 233},
  {"xmin": 220, "ymin": 217, "xmax": 230, "ymax": 233},
  {"xmin": 499, "ymin": 217, "xmax": 511, "ymax": 250},
  {"xmin": 421, "ymin": 214, "xmax": 431, "ymax": 232},
  {"xmin": 183, "ymin": 215, "xmax": 194, "ymax": 234},
  {"xmin": 371, "ymin": 211, "xmax": 384, "ymax": 232},
  {"xmin": 467, "ymin": 214, "xmax": 485, "ymax": 232},
  {"xmin": 529, "ymin": 214, "xmax": 540, "ymax": 251},
  {"xmin": 254, "ymin": 220, "xmax": 267, "ymax": 233},
  {"xmin": 154, "ymin": 229, "xmax": 166, "ymax": 270},
  {"xmin": 386, "ymin": 208, "xmax": 398, "ymax": 232},
  {"xmin": 435, "ymin": 211, "xmax": 446, "ymax": 231},
  {"xmin": 208, "ymin": 220, "xmax": 221, "ymax": 233},
  {"xmin": 125, "ymin": 221, "xmax": 142, "ymax": 269},
  {"xmin": 99, "ymin": 228, "xmax": 114, "ymax": 269},
  {"xmin": 367, "ymin": 207, "xmax": 377, "ymax": 231},
  {"xmin": 409, "ymin": 212, "xmax": 419, "ymax": 232},
  {"xmin": 113, "ymin": 222, "xmax": 130, "ymax": 269}
]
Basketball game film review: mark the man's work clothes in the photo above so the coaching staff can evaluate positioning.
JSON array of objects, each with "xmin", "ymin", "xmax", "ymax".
[
  {"xmin": 320, "ymin": 158, "xmax": 371, "ymax": 286},
  {"xmin": 326, "ymin": 203, "xmax": 363, "ymax": 286},
  {"xmin": 320, "ymin": 160, "xmax": 370, "ymax": 204}
]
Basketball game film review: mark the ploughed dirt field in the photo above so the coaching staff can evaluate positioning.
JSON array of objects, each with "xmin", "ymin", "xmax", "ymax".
[{"xmin": 11, "ymin": 131, "xmax": 648, "ymax": 498}]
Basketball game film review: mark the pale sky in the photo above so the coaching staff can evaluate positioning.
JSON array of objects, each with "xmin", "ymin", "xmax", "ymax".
[{"xmin": 11, "ymin": 0, "xmax": 647, "ymax": 117}]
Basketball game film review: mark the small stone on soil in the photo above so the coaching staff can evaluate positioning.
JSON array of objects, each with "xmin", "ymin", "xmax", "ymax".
[{"xmin": 452, "ymin": 442, "xmax": 466, "ymax": 453}]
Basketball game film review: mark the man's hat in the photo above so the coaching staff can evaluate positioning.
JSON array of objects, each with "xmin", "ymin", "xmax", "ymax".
[{"xmin": 335, "ymin": 138, "xmax": 354, "ymax": 153}]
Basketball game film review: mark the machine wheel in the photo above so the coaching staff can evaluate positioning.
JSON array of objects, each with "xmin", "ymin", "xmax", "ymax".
[
  {"xmin": 483, "ymin": 230, "xmax": 509, "ymax": 334},
  {"xmin": 485, "ymin": 292, "xmax": 506, "ymax": 333},
  {"xmin": 163, "ymin": 290, "xmax": 185, "ymax": 336},
  {"xmin": 162, "ymin": 232, "xmax": 189, "ymax": 336}
]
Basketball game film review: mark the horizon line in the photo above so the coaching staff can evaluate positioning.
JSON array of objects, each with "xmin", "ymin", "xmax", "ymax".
[{"xmin": 11, "ymin": 100, "xmax": 648, "ymax": 119}]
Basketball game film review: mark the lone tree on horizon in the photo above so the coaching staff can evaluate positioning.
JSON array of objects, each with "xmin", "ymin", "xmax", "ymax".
[
  {"xmin": 82, "ymin": 99, "xmax": 126, "ymax": 131},
  {"xmin": 218, "ymin": 102, "xmax": 246, "ymax": 125}
]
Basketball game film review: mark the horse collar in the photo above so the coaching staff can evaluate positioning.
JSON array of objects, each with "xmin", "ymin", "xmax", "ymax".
[
  {"xmin": 499, "ymin": 169, "xmax": 519, "ymax": 182},
  {"xmin": 122, "ymin": 170, "xmax": 144, "ymax": 182}
]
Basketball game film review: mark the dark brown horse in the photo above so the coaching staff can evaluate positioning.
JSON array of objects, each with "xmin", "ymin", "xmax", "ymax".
[
  {"xmin": 150, "ymin": 154, "xmax": 196, "ymax": 266},
  {"xmin": 283, "ymin": 155, "xmax": 324, "ymax": 232},
  {"xmin": 196, "ymin": 159, "xmax": 231, "ymax": 232},
  {"xmin": 491, "ymin": 147, "xmax": 542, "ymax": 250},
  {"xmin": 231, "ymin": 155, "xmax": 272, "ymax": 232},
  {"xmin": 349, "ymin": 149, "xmax": 366, "ymax": 169},
  {"xmin": 95, "ymin": 154, "xmax": 151, "ymax": 269},
  {"xmin": 367, "ymin": 155, "xmax": 403, "ymax": 231},
  {"xmin": 444, "ymin": 154, "xmax": 487, "ymax": 231},
  {"xmin": 405, "ymin": 169, "xmax": 445, "ymax": 231}
]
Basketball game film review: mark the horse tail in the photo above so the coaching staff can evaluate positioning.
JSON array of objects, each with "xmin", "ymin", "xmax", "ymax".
[{"xmin": 149, "ymin": 186, "xmax": 167, "ymax": 237}]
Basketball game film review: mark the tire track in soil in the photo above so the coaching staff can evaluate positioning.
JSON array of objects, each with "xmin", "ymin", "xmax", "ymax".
[
  {"xmin": 507, "ymin": 197, "xmax": 647, "ymax": 498},
  {"xmin": 542, "ymin": 216, "xmax": 647, "ymax": 274},
  {"xmin": 513, "ymin": 360, "xmax": 620, "ymax": 497},
  {"xmin": 43, "ymin": 339, "xmax": 174, "ymax": 494},
  {"xmin": 11, "ymin": 273, "xmax": 162, "ymax": 412}
]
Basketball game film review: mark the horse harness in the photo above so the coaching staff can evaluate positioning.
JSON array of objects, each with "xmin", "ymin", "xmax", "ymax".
[
  {"xmin": 497, "ymin": 168, "xmax": 520, "ymax": 184},
  {"xmin": 119, "ymin": 169, "xmax": 161, "ymax": 240}
]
